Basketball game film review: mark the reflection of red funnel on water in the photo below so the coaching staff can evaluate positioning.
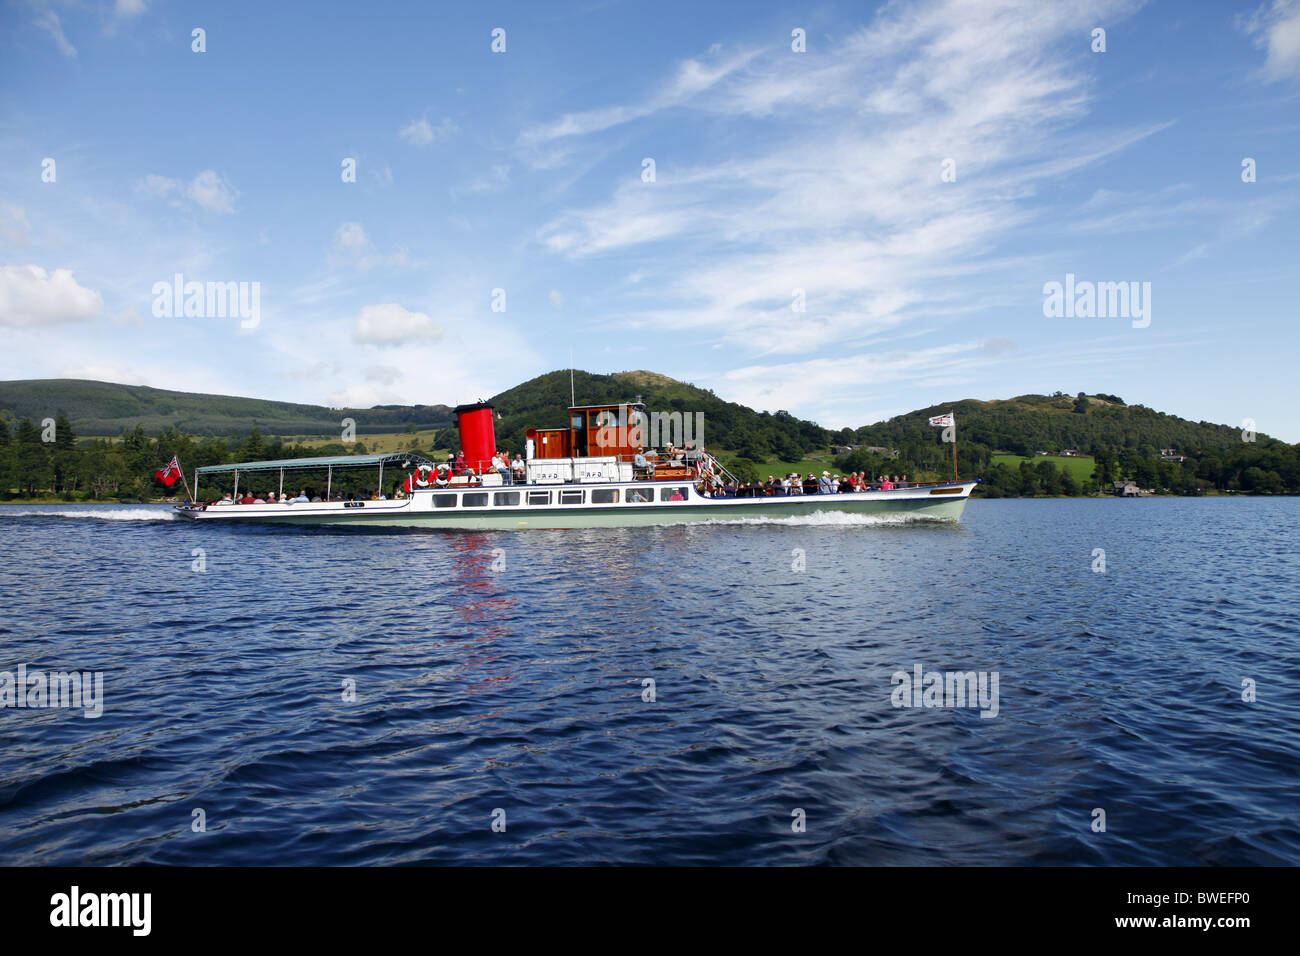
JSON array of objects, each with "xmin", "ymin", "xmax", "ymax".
[{"xmin": 443, "ymin": 533, "xmax": 516, "ymax": 689}]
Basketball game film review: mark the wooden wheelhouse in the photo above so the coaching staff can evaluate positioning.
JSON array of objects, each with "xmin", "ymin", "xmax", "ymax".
[{"xmin": 527, "ymin": 400, "xmax": 696, "ymax": 480}]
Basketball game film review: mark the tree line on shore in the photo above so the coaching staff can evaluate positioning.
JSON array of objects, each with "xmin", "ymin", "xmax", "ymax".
[{"xmin": 2, "ymin": 389, "xmax": 1297, "ymax": 500}]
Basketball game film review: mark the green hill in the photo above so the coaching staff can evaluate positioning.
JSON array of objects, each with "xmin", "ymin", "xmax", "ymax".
[
  {"xmin": 0, "ymin": 376, "xmax": 1296, "ymax": 499},
  {"xmin": 0, "ymin": 379, "xmax": 454, "ymax": 438},
  {"xmin": 481, "ymin": 369, "xmax": 827, "ymax": 462},
  {"xmin": 846, "ymin": 392, "xmax": 1244, "ymax": 457},
  {"xmin": 834, "ymin": 391, "xmax": 1295, "ymax": 496}
]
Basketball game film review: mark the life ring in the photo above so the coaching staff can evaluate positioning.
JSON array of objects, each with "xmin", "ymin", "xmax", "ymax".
[
  {"xmin": 435, "ymin": 464, "xmax": 450, "ymax": 486},
  {"xmin": 414, "ymin": 464, "xmax": 434, "ymax": 488}
]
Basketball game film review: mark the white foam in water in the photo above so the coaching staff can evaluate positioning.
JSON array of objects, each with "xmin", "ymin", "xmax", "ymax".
[
  {"xmin": 688, "ymin": 510, "xmax": 949, "ymax": 527},
  {"xmin": 0, "ymin": 506, "xmax": 177, "ymax": 521}
]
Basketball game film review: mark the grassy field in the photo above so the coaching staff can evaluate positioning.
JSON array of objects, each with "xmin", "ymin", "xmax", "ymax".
[
  {"xmin": 288, "ymin": 430, "xmax": 443, "ymax": 455},
  {"xmin": 991, "ymin": 453, "xmax": 1096, "ymax": 482}
]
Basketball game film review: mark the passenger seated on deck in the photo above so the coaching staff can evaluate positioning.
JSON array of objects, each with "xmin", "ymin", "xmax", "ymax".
[
  {"xmin": 239, "ymin": 492, "xmax": 256, "ymax": 504},
  {"xmin": 880, "ymin": 477, "xmax": 895, "ymax": 490},
  {"xmin": 512, "ymin": 455, "xmax": 526, "ymax": 480},
  {"xmin": 897, "ymin": 474, "xmax": 909, "ymax": 488},
  {"xmin": 492, "ymin": 452, "xmax": 512, "ymax": 485}
]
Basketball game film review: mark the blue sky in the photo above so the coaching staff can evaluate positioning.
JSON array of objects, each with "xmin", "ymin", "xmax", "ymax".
[{"xmin": 2, "ymin": 0, "xmax": 1298, "ymax": 440}]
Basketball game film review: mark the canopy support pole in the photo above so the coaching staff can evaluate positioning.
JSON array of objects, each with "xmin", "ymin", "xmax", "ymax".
[
  {"xmin": 279, "ymin": 468, "xmax": 284, "ymax": 500},
  {"xmin": 233, "ymin": 468, "xmax": 238, "ymax": 498},
  {"xmin": 326, "ymin": 465, "xmax": 332, "ymax": 501},
  {"xmin": 378, "ymin": 461, "xmax": 383, "ymax": 495}
]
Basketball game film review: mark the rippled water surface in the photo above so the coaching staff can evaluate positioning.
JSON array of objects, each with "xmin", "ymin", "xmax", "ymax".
[{"xmin": 1, "ymin": 498, "xmax": 1297, "ymax": 865}]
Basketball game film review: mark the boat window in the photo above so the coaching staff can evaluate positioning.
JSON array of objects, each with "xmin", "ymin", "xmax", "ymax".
[
  {"xmin": 527, "ymin": 491, "xmax": 551, "ymax": 506},
  {"xmin": 591, "ymin": 489, "xmax": 619, "ymax": 504},
  {"xmin": 462, "ymin": 493, "xmax": 488, "ymax": 508},
  {"xmin": 494, "ymin": 492, "xmax": 520, "ymax": 506},
  {"xmin": 660, "ymin": 487, "xmax": 689, "ymax": 502},
  {"xmin": 432, "ymin": 494, "xmax": 457, "ymax": 508},
  {"xmin": 560, "ymin": 489, "xmax": 585, "ymax": 505},
  {"xmin": 625, "ymin": 488, "xmax": 654, "ymax": 504}
]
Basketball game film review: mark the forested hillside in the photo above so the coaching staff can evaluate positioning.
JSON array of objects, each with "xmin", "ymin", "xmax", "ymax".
[
  {"xmin": 0, "ymin": 379, "xmax": 453, "ymax": 437},
  {"xmin": 0, "ymin": 377, "xmax": 1295, "ymax": 500}
]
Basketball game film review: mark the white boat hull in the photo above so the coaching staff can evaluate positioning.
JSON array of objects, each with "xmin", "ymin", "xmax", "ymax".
[{"xmin": 173, "ymin": 481, "xmax": 977, "ymax": 529}]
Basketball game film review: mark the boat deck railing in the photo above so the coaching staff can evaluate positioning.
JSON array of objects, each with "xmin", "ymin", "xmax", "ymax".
[{"xmin": 707, "ymin": 479, "xmax": 970, "ymax": 498}]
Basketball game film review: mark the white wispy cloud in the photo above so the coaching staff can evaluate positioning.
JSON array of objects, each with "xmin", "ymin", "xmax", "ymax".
[
  {"xmin": 134, "ymin": 170, "xmax": 238, "ymax": 214},
  {"xmin": 186, "ymin": 170, "xmax": 237, "ymax": 213},
  {"xmin": 59, "ymin": 363, "xmax": 146, "ymax": 385},
  {"xmin": 459, "ymin": 164, "xmax": 511, "ymax": 196},
  {"xmin": 716, "ymin": 339, "xmax": 1004, "ymax": 424},
  {"xmin": 34, "ymin": 7, "xmax": 76, "ymax": 57},
  {"xmin": 535, "ymin": 0, "xmax": 1148, "ymax": 366},
  {"xmin": 0, "ymin": 264, "xmax": 103, "ymax": 327},
  {"xmin": 351, "ymin": 303, "xmax": 442, "ymax": 346},
  {"xmin": 335, "ymin": 222, "xmax": 368, "ymax": 252},
  {"xmin": 517, "ymin": 47, "xmax": 760, "ymax": 150},
  {"xmin": 1241, "ymin": 0, "xmax": 1300, "ymax": 81},
  {"xmin": 330, "ymin": 222, "xmax": 409, "ymax": 272},
  {"xmin": 399, "ymin": 115, "xmax": 458, "ymax": 146},
  {"xmin": 0, "ymin": 203, "xmax": 32, "ymax": 247}
]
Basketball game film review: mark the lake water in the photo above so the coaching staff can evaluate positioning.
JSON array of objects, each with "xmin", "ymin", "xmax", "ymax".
[{"xmin": 0, "ymin": 498, "xmax": 1296, "ymax": 865}]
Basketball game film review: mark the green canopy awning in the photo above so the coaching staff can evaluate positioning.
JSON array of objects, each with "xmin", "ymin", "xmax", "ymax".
[{"xmin": 196, "ymin": 452, "xmax": 438, "ymax": 475}]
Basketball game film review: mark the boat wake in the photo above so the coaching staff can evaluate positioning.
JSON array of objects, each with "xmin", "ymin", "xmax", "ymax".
[
  {"xmin": 686, "ymin": 510, "xmax": 955, "ymax": 528},
  {"xmin": 0, "ymin": 507, "xmax": 177, "ymax": 522}
]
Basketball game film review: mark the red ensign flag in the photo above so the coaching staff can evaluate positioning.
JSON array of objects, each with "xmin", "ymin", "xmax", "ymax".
[{"xmin": 155, "ymin": 455, "xmax": 182, "ymax": 487}]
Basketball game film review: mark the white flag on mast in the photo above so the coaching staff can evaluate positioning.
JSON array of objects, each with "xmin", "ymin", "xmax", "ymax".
[{"xmin": 928, "ymin": 412, "xmax": 954, "ymax": 427}]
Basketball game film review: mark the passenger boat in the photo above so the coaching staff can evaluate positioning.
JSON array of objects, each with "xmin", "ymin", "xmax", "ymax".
[{"xmin": 173, "ymin": 399, "xmax": 977, "ymax": 528}]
